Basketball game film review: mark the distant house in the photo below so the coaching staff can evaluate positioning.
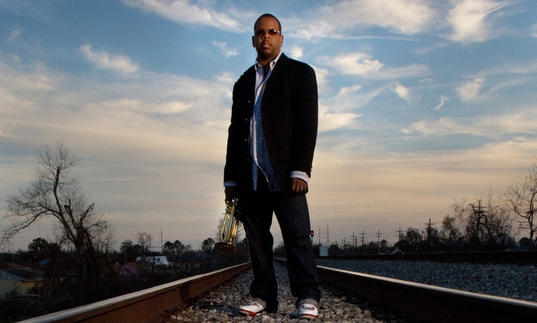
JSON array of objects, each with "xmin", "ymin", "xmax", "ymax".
[
  {"xmin": 136, "ymin": 256, "xmax": 169, "ymax": 267},
  {"xmin": 0, "ymin": 266, "xmax": 44, "ymax": 298}
]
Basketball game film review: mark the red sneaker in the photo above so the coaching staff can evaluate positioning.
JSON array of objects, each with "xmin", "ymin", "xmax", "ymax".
[
  {"xmin": 239, "ymin": 301, "xmax": 265, "ymax": 316},
  {"xmin": 298, "ymin": 303, "xmax": 318, "ymax": 319}
]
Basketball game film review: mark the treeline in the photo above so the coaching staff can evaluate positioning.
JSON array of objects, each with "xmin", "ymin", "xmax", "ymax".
[
  {"xmin": 303, "ymin": 162, "xmax": 537, "ymax": 257},
  {"xmin": 0, "ymin": 235, "xmax": 248, "ymax": 322}
]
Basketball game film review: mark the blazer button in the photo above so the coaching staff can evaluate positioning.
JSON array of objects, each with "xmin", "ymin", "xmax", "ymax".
[
  {"xmin": 243, "ymin": 138, "xmax": 248, "ymax": 143},
  {"xmin": 247, "ymin": 100, "xmax": 251, "ymax": 104},
  {"xmin": 244, "ymin": 117, "xmax": 248, "ymax": 122}
]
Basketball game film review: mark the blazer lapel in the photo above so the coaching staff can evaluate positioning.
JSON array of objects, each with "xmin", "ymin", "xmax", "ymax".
[
  {"xmin": 243, "ymin": 66, "xmax": 256, "ymax": 115},
  {"xmin": 263, "ymin": 54, "xmax": 289, "ymax": 99}
]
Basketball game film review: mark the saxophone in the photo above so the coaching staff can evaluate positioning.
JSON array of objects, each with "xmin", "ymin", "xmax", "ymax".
[{"xmin": 215, "ymin": 197, "xmax": 240, "ymax": 253}]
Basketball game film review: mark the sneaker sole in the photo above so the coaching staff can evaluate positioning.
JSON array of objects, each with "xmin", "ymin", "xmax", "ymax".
[
  {"xmin": 300, "ymin": 313, "xmax": 318, "ymax": 319},
  {"xmin": 239, "ymin": 309, "xmax": 262, "ymax": 316}
]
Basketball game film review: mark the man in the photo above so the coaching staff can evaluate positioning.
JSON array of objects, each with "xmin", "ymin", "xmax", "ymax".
[{"xmin": 224, "ymin": 13, "xmax": 320, "ymax": 319}]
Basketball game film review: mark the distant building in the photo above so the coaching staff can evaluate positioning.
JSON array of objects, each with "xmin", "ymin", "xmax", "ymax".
[{"xmin": 0, "ymin": 266, "xmax": 44, "ymax": 298}]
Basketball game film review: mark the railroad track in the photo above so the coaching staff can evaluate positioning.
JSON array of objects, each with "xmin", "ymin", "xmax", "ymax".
[
  {"xmin": 20, "ymin": 261, "xmax": 537, "ymax": 322},
  {"xmin": 319, "ymin": 250, "xmax": 537, "ymax": 264}
]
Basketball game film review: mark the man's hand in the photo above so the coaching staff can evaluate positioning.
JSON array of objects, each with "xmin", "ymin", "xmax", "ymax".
[
  {"xmin": 291, "ymin": 178, "xmax": 308, "ymax": 193},
  {"xmin": 225, "ymin": 186, "xmax": 238, "ymax": 203}
]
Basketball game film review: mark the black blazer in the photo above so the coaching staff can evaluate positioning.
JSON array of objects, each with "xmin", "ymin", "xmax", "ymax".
[{"xmin": 224, "ymin": 54, "xmax": 318, "ymax": 196}]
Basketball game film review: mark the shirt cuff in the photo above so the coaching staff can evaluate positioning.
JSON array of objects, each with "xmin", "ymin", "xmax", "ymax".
[
  {"xmin": 290, "ymin": 171, "xmax": 310, "ymax": 183},
  {"xmin": 224, "ymin": 181, "xmax": 237, "ymax": 187}
]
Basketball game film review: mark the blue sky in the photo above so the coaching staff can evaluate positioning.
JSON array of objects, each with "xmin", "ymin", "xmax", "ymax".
[{"xmin": 1, "ymin": 0, "xmax": 537, "ymax": 250}]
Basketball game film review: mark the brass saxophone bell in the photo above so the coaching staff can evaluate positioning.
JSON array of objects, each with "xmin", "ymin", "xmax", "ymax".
[{"xmin": 215, "ymin": 197, "xmax": 240, "ymax": 253}]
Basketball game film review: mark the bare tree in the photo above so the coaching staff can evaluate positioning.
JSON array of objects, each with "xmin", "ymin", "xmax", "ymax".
[
  {"xmin": 453, "ymin": 194, "xmax": 515, "ymax": 248},
  {"xmin": 440, "ymin": 214, "xmax": 461, "ymax": 242},
  {"xmin": 506, "ymin": 165, "xmax": 537, "ymax": 244},
  {"xmin": 2, "ymin": 143, "xmax": 110, "ymax": 284},
  {"xmin": 486, "ymin": 197, "xmax": 516, "ymax": 247},
  {"xmin": 137, "ymin": 231, "xmax": 152, "ymax": 253}
]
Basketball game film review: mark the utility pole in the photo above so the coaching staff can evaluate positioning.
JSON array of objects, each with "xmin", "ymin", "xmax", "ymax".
[
  {"xmin": 360, "ymin": 231, "xmax": 366, "ymax": 246},
  {"xmin": 424, "ymin": 218, "xmax": 436, "ymax": 242},
  {"xmin": 376, "ymin": 230, "xmax": 382, "ymax": 252},
  {"xmin": 397, "ymin": 227, "xmax": 404, "ymax": 241}
]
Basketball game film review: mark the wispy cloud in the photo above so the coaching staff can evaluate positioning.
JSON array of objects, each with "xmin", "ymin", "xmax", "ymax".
[
  {"xmin": 321, "ymin": 83, "xmax": 391, "ymax": 116},
  {"xmin": 532, "ymin": 23, "xmax": 537, "ymax": 38},
  {"xmin": 479, "ymin": 60, "xmax": 537, "ymax": 77},
  {"xmin": 212, "ymin": 41, "xmax": 238, "ymax": 58},
  {"xmin": 446, "ymin": 0, "xmax": 511, "ymax": 43},
  {"xmin": 434, "ymin": 95, "xmax": 448, "ymax": 110},
  {"xmin": 289, "ymin": 46, "xmax": 303, "ymax": 59},
  {"xmin": 289, "ymin": 0, "xmax": 436, "ymax": 40},
  {"xmin": 456, "ymin": 77, "xmax": 484, "ymax": 102},
  {"xmin": 122, "ymin": 0, "xmax": 245, "ymax": 32},
  {"xmin": 401, "ymin": 117, "xmax": 471, "ymax": 136},
  {"xmin": 320, "ymin": 52, "xmax": 429, "ymax": 79},
  {"xmin": 84, "ymin": 99, "xmax": 192, "ymax": 115},
  {"xmin": 455, "ymin": 73, "xmax": 529, "ymax": 103},
  {"xmin": 80, "ymin": 45, "xmax": 139, "ymax": 75},
  {"xmin": 318, "ymin": 108, "xmax": 360, "ymax": 133},
  {"xmin": 394, "ymin": 82, "xmax": 412, "ymax": 104},
  {"xmin": 323, "ymin": 52, "xmax": 383, "ymax": 75},
  {"xmin": 401, "ymin": 108, "xmax": 537, "ymax": 137},
  {"xmin": 0, "ymin": 54, "xmax": 236, "ymax": 247},
  {"xmin": 312, "ymin": 66, "xmax": 329, "ymax": 92}
]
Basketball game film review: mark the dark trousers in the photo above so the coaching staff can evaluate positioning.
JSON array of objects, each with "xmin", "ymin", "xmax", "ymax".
[{"xmin": 240, "ymin": 175, "xmax": 320, "ymax": 309}]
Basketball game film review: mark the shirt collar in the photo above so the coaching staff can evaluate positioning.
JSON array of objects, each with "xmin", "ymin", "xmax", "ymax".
[{"xmin": 255, "ymin": 51, "xmax": 283, "ymax": 73}]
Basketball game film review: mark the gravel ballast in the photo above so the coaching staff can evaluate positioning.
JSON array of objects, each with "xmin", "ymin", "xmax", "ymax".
[
  {"xmin": 167, "ymin": 263, "xmax": 384, "ymax": 322},
  {"xmin": 316, "ymin": 259, "xmax": 537, "ymax": 303}
]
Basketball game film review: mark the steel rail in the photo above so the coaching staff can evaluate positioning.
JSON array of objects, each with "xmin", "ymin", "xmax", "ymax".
[
  {"xmin": 317, "ymin": 265, "xmax": 537, "ymax": 323},
  {"xmin": 19, "ymin": 263, "xmax": 250, "ymax": 323},
  {"xmin": 319, "ymin": 250, "xmax": 537, "ymax": 264}
]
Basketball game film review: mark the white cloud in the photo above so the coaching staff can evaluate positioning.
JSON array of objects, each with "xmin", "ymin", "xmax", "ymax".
[
  {"xmin": 0, "ymin": 54, "xmax": 238, "ymax": 250},
  {"xmin": 401, "ymin": 117, "xmax": 467, "ymax": 136},
  {"xmin": 478, "ymin": 60, "xmax": 537, "ymax": 78},
  {"xmin": 394, "ymin": 82, "xmax": 411, "ymax": 104},
  {"xmin": 325, "ymin": 52, "xmax": 383, "ymax": 75},
  {"xmin": 401, "ymin": 108, "xmax": 537, "ymax": 137},
  {"xmin": 122, "ymin": 0, "xmax": 244, "ymax": 32},
  {"xmin": 320, "ymin": 52, "xmax": 429, "ymax": 79},
  {"xmin": 346, "ymin": 0, "xmax": 435, "ymax": 34},
  {"xmin": 85, "ymin": 99, "xmax": 192, "ymax": 115},
  {"xmin": 532, "ymin": 23, "xmax": 537, "ymax": 38},
  {"xmin": 215, "ymin": 72, "xmax": 235, "ymax": 85},
  {"xmin": 456, "ymin": 77, "xmax": 484, "ymax": 102},
  {"xmin": 321, "ymin": 83, "xmax": 391, "ymax": 115},
  {"xmin": 289, "ymin": 46, "xmax": 303, "ymax": 59},
  {"xmin": 434, "ymin": 95, "xmax": 448, "ymax": 110},
  {"xmin": 0, "ymin": 59, "xmax": 57, "ymax": 116},
  {"xmin": 312, "ymin": 66, "xmax": 329, "ymax": 92},
  {"xmin": 80, "ymin": 45, "xmax": 138, "ymax": 75},
  {"xmin": 290, "ymin": 0, "xmax": 436, "ymax": 39},
  {"xmin": 212, "ymin": 41, "xmax": 238, "ymax": 58},
  {"xmin": 446, "ymin": 0, "xmax": 511, "ymax": 43},
  {"xmin": 318, "ymin": 107, "xmax": 360, "ymax": 133}
]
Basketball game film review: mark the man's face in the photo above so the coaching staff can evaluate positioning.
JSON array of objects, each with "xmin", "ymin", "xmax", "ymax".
[{"xmin": 252, "ymin": 17, "xmax": 283, "ymax": 62}]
